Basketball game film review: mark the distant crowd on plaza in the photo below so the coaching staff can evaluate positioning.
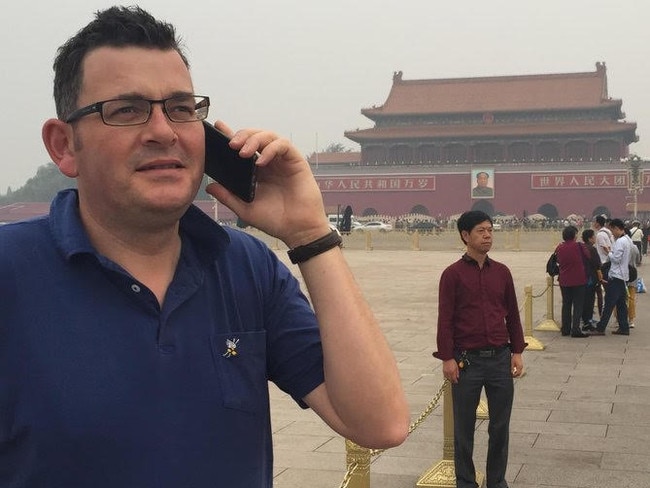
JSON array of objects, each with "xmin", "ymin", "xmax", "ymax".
[{"xmin": 552, "ymin": 215, "xmax": 645, "ymax": 338}]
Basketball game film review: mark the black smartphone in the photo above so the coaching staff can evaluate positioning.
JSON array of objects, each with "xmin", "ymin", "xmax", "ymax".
[{"xmin": 203, "ymin": 121, "xmax": 257, "ymax": 202}]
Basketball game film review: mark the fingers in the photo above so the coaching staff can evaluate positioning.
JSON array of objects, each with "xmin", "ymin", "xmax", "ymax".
[
  {"xmin": 212, "ymin": 120, "xmax": 234, "ymax": 138},
  {"xmin": 211, "ymin": 121, "xmax": 273, "ymax": 160},
  {"xmin": 511, "ymin": 358, "xmax": 524, "ymax": 377},
  {"xmin": 211, "ymin": 121, "xmax": 304, "ymax": 169},
  {"xmin": 228, "ymin": 128, "xmax": 298, "ymax": 166},
  {"xmin": 442, "ymin": 360, "xmax": 460, "ymax": 383}
]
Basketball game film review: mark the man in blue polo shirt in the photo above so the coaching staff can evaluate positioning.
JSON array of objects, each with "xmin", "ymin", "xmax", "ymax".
[{"xmin": 0, "ymin": 7, "xmax": 409, "ymax": 487}]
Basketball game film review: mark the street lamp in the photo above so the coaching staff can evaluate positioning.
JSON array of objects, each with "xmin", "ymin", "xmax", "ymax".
[{"xmin": 624, "ymin": 154, "xmax": 644, "ymax": 219}]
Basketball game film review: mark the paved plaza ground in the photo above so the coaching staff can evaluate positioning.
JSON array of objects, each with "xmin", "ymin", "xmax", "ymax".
[{"xmin": 247, "ymin": 229, "xmax": 650, "ymax": 488}]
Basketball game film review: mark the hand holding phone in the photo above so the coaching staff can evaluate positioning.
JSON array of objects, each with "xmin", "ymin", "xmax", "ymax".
[{"xmin": 203, "ymin": 121, "xmax": 257, "ymax": 202}]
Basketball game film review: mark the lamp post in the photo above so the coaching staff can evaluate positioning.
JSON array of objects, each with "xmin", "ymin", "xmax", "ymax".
[{"xmin": 625, "ymin": 155, "xmax": 644, "ymax": 219}]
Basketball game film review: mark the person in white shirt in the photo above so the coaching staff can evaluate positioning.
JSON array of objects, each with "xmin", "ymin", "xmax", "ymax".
[
  {"xmin": 592, "ymin": 215, "xmax": 614, "ymax": 264},
  {"xmin": 629, "ymin": 220, "xmax": 643, "ymax": 262},
  {"xmin": 627, "ymin": 237, "xmax": 641, "ymax": 328},
  {"xmin": 591, "ymin": 219, "xmax": 633, "ymax": 336}
]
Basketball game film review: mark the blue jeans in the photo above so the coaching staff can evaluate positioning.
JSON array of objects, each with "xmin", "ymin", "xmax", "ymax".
[
  {"xmin": 596, "ymin": 278, "xmax": 629, "ymax": 332},
  {"xmin": 452, "ymin": 347, "xmax": 513, "ymax": 488}
]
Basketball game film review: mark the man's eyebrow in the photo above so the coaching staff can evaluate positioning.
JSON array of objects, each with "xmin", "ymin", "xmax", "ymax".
[{"xmin": 111, "ymin": 90, "xmax": 195, "ymax": 99}]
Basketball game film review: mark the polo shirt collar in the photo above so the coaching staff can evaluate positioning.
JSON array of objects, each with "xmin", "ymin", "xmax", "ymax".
[
  {"xmin": 461, "ymin": 252, "xmax": 492, "ymax": 266},
  {"xmin": 49, "ymin": 189, "xmax": 230, "ymax": 262}
]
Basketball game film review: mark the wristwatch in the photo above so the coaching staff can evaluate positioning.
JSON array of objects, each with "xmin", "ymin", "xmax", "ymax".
[{"xmin": 287, "ymin": 229, "xmax": 343, "ymax": 264}]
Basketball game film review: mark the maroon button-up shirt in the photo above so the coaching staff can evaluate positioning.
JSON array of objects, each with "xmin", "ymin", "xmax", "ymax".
[
  {"xmin": 555, "ymin": 240, "xmax": 589, "ymax": 287},
  {"xmin": 434, "ymin": 254, "xmax": 527, "ymax": 361}
]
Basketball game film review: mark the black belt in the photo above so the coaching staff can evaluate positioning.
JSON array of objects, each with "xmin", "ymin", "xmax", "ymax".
[{"xmin": 465, "ymin": 344, "xmax": 510, "ymax": 358}]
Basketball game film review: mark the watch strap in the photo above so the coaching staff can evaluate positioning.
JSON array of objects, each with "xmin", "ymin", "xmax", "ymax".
[{"xmin": 287, "ymin": 229, "xmax": 343, "ymax": 264}]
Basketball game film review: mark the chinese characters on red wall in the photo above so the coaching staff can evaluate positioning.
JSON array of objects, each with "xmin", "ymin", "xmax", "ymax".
[
  {"xmin": 531, "ymin": 172, "xmax": 632, "ymax": 189},
  {"xmin": 317, "ymin": 175, "xmax": 436, "ymax": 192}
]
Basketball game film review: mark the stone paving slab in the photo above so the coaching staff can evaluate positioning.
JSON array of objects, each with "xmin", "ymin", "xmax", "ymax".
[{"xmin": 254, "ymin": 233, "xmax": 650, "ymax": 487}]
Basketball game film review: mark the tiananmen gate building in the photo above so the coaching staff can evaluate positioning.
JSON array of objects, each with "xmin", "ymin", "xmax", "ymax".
[{"xmin": 310, "ymin": 62, "xmax": 644, "ymax": 220}]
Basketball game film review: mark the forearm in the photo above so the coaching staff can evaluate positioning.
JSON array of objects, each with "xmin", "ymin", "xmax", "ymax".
[
  {"xmin": 299, "ymin": 247, "xmax": 409, "ymax": 447},
  {"xmin": 609, "ymin": 244, "xmax": 624, "ymax": 264}
]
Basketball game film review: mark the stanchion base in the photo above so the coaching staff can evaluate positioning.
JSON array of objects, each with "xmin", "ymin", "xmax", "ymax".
[
  {"xmin": 534, "ymin": 319, "xmax": 560, "ymax": 331},
  {"xmin": 524, "ymin": 335, "xmax": 545, "ymax": 351},
  {"xmin": 416, "ymin": 460, "xmax": 485, "ymax": 487},
  {"xmin": 476, "ymin": 400, "xmax": 489, "ymax": 420}
]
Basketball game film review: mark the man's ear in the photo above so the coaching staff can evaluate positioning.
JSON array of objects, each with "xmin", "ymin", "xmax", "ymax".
[
  {"xmin": 42, "ymin": 118, "xmax": 78, "ymax": 178},
  {"xmin": 460, "ymin": 230, "xmax": 469, "ymax": 244}
]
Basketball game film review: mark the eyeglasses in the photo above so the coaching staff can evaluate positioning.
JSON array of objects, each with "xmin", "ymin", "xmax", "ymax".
[{"xmin": 64, "ymin": 95, "xmax": 210, "ymax": 126}]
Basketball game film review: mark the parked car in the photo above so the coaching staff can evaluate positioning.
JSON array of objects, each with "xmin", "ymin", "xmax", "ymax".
[
  {"xmin": 359, "ymin": 221, "xmax": 392, "ymax": 232},
  {"xmin": 328, "ymin": 214, "xmax": 363, "ymax": 232},
  {"xmin": 407, "ymin": 220, "xmax": 439, "ymax": 234}
]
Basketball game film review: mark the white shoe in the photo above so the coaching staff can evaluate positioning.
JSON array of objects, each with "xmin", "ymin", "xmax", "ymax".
[{"xmin": 630, "ymin": 323, "xmax": 636, "ymax": 328}]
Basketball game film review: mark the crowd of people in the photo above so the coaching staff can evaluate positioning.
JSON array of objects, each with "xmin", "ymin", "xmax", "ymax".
[{"xmin": 553, "ymin": 215, "xmax": 644, "ymax": 338}]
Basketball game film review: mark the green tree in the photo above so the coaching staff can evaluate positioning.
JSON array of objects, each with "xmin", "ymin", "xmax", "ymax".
[
  {"xmin": 0, "ymin": 163, "xmax": 76, "ymax": 204},
  {"xmin": 323, "ymin": 142, "xmax": 352, "ymax": 153},
  {"xmin": 0, "ymin": 165, "xmax": 217, "ymax": 204}
]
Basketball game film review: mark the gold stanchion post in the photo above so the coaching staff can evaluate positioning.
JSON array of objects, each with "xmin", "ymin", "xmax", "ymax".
[
  {"xmin": 535, "ymin": 276, "xmax": 560, "ymax": 331},
  {"xmin": 417, "ymin": 381, "xmax": 485, "ymax": 487},
  {"xmin": 412, "ymin": 231, "xmax": 421, "ymax": 251},
  {"xmin": 523, "ymin": 284, "xmax": 545, "ymax": 350},
  {"xmin": 476, "ymin": 400, "xmax": 489, "ymax": 420},
  {"xmin": 365, "ymin": 231, "xmax": 373, "ymax": 251},
  {"xmin": 504, "ymin": 230, "xmax": 512, "ymax": 250},
  {"xmin": 344, "ymin": 440, "xmax": 371, "ymax": 488},
  {"xmin": 513, "ymin": 229, "xmax": 521, "ymax": 251}
]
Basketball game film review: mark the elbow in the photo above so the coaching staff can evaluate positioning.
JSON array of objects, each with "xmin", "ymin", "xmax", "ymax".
[
  {"xmin": 351, "ymin": 409, "xmax": 410, "ymax": 449},
  {"xmin": 375, "ymin": 418, "xmax": 410, "ymax": 449}
]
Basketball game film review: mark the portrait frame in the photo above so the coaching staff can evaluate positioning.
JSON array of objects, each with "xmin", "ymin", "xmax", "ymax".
[{"xmin": 471, "ymin": 168, "xmax": 495, "ymax": 199}]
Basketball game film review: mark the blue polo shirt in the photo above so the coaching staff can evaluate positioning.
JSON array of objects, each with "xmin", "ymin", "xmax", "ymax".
[{"xmin": 0, "ymin": 189, "xmax": 324, "ymax": 487}]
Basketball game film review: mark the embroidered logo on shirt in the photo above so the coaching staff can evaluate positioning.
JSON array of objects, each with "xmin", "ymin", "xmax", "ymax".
[{"xmin": 223, "ymin": 338, "xmax": 240, "ymax": 358}]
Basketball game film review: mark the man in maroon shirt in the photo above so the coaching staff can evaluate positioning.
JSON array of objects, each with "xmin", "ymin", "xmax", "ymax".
[{"xmin": 434, "ymin": 210, "xmax": 526, "ymax": 488}]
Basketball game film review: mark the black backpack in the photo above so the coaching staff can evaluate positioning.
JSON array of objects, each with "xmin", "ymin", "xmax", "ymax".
[
  {"xmin": 601, "ymin": 261, "xmax": 637, "ymax": 283},
  {"xmin": 546, "ymin": 252, "xmax": 559, "ymax": 277}
]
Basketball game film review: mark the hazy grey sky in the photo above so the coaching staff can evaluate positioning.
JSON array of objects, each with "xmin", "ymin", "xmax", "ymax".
[{"xmin": 2, "ymin": 0, "xmax": 649, "ymax": 193}]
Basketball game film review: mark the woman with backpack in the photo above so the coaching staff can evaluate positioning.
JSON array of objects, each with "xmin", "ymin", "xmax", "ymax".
[{"xmin": 555, "ymin": 225, "xmax": 591, "ymax": 338}]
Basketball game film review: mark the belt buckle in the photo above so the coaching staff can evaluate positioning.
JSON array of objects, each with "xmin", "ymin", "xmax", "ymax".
[{"xmin": 478, "ymin": 349, "xmax": 495, "ymax": 358}]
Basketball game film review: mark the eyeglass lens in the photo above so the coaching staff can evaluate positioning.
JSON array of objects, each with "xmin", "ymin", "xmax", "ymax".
[{"xmin": 102, "ymin": 96, "xmax": 208, "ymax": 125}]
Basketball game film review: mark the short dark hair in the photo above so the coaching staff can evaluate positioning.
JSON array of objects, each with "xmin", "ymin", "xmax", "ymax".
[
  {"xmin": 609, "ymin": 218, "xmax": 626, "ymax": 230},
  {"xmin": 457, "ymin": 210, "xmax": 492, "ymax": 243},
  {"xmin": 52, "ymin": 6, "xmax": 189, "ymax": 120},
  {"xmin": 582, "ymin": 229, "xmax": 594, "ymax": 242},
  {"xmin": 594, "ymin": 215, "xmax": 607, "ymax": 227},
  {"xmin": 562, "ymin": 225, "xmax": 578, "ymax": 241},
  {"xmin": 476, "ymin": 171, "xmax": 489, "ymax": 179}
]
